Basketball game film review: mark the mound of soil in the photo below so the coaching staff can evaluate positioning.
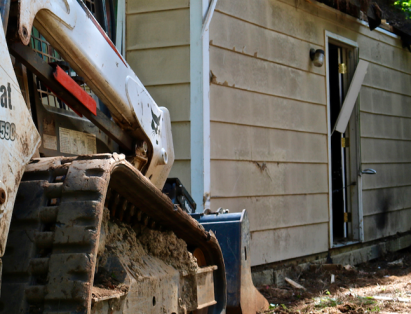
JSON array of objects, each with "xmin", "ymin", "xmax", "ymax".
[
  {"xmin": 94, "ymin": 208, "xmax": 198, "ymax": 291},
  {"xmin": 259, "ymin": 246, "xmax": 411, "ymax": 313}
]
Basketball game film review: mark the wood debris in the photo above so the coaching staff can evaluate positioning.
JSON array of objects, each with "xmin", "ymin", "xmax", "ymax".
[
  {"xmin": 372, "ymin": 295, "xmax": 410, "ymax": 302},
  {"xmin": 285, "ymin": 277, "xmax": 306, "ymax": 290},
  {"xmin": 387, "ymin": 258, "xmax": 403, "ymax": 267}
]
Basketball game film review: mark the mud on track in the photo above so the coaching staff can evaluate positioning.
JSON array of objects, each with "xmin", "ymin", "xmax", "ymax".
[{"xmin": 93, "ymin": 208, "xmax": 199, "ymax": 307}]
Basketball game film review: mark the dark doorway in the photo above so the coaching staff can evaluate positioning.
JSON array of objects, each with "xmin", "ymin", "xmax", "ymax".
[{"xmin": 328, "ymin": 43, "xmax": 347, "ymax": 241}]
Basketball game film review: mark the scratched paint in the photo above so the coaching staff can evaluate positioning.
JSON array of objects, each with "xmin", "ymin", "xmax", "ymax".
[{"xmin": 0, "ymin": 23, "xmax": 40, "ymax": 256}]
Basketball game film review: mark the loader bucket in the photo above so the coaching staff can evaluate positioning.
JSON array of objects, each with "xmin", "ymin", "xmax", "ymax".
[{"xmin": 192, "ymin": 210, "xmax": 269, "ymax": 314}]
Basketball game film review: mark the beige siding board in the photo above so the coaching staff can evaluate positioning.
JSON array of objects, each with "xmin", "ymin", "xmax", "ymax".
[
  {"xmin": 262, "ymin": 0, "xmax": 408, "ymax": 68},
  {"xmin": 147, "ymin": 84, "xmax": 190, "ymax": 122},
  {"xmin": 210, "ymin": 12, "xmax": 324, "ymax": 75},
  {"xmin": 206, "ymin": 0, "xmax": 411, "ymax": 265},
  {"xmin": 127, "ymin": 9, "xmax": 189, "ymax": 50},
  {"xmin": 210, "ymin": 85, "xmax": 327, "ymax": 134},
  {"xmin": 363, "ymin": 62, "xmax": 411, "ymax": 97},
  {"xmin": 210, "ymin": 161, "xmax": 328, "ymax": 197},
  {"xmin": 361, "ymin": 112, "xmax": 411, "ymax": 140},
  {"xmin": 361, "ymin": 138, "xmax": 411, "ymax": 163},
  {"xmin": 168, "ymin": 160, "xmax": 191, "ymax": 192},
  {"xmin": 360, "ymin": 87, "xmax": 411, "ymax": 118},
  {"xmin": 215, "ymin": 0, "xmax": 393, "ymax": 47},
  {"xmin": 250, "ymin": 223, "xmax": 329, "ymax": 265},
  {"xmin": 210, "ymin": 194, "xmax": 328, "ymax": 231},
  {"xmin": 214, "ymin": 0, "xmax": 402, "ymax": 61},
  {"xmin": 357, "ymin": 36, "xmax": 411, "ymax": 74},
  {"xmin": 363, "ymin": 208, "xmax": 411, "ymax": 242},
  {"xmin": 362, "ymin": 163, "xmax": 411, "ymax": 190},
  {"xmin": 171, "ymin": 122, "xmax": 190, "ymax": 160},
  {"xmin": 275, "ymin": 0, "xmax": 401, "ymax": 47},
  {"xmin": 127, "ymin": 0, "xmax": 189, "ymax": 13},
  {"xmin": 210, "ymin": 47, "xmax": 327, "ymax": 105},
  {"xmin": 126, "ymin": 0, "xmax": 192, "ymax": 194},
  {"xmin": 363, "ymin": 186, "xmax": 411, "ymax": 216},
  {"xmin": 215, "ymin": 0, "xmax": 323, "ymax": 46},
  {"xmin": 127, "ymin": 46, "xmax": 190, "ymax": 86},
  {"xmin": 210, "ymin": 122, "xmax": 327, "ymax": 162}
]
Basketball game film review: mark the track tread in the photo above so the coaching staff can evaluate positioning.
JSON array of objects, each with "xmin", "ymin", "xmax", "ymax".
[
  {"xmin": 1, "ymin": 178, "xmax": 55, "ymax": 313},
  {"xmin": 0, "ymin": 157, "xmax": 110, "ymax": 314}
]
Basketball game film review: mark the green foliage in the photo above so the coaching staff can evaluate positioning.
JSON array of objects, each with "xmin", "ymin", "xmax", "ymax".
[
  {"xmin": 394, "ymin": 0, "xmax": 411, "ymax": 19},
  {"xmin": 369, "ymin": 305, "xmax": 381, "ymax": 312},
  {"xmin": 268, "ymin": 303, "xmax": 277, "ymax": 310},
  {"xmin": 356, "ymin": 296, "xmax": 376, "ymax": 306},
  {"xmin": 314, "ymin": 296, "xmax": 341, "ymax": 309}
]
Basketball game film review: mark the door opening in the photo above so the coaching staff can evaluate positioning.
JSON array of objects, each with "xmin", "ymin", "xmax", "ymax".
[
  {"xmin": 326, "ymin": 32, "xmax": 366, "ymax": 247},
  {"xmin": 329, "ymin": 43, "xmax": 348, "ymax": 243}
]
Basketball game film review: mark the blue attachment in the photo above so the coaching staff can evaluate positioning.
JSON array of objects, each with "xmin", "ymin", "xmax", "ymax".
[
  {"xmin": 191, "ymin": 211, "xmax": 246, "ymax": 309},
  {"xmin": 163, "ymin": 178, "xmax": 196, "ymax": 213}
]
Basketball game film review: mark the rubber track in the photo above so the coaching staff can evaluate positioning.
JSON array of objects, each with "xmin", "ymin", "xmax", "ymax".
[
  {"xmin": 0, "ymin": 154, "xmax": 227, "ymax": 314},
  {"xmin": 0, "ymin": 156, "xmax": 111, "ymax": 314}
]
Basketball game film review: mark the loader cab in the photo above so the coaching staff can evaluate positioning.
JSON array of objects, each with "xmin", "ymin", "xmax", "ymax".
[
  {"xmin": 19, "ymin": 0, "xmax": 124, "ymax": 158},
  {"xmin": 83, "ymin": 0, "xmax": 118, "ymax": 44}
]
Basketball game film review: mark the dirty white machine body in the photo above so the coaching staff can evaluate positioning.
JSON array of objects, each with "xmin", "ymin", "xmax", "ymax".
[
  {"xmin": 0, "ymin": 0, "xmax": 268, "ymax": 313},
  {"xmin": 18, "ymin": 0, "xmax": 174, "ymax": 188}
]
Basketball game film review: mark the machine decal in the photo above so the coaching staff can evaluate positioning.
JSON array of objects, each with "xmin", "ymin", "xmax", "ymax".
[
  {"xmin": 0, "ymin": 83, "xmax": 12, "ymax": 109},
  {"xmin": 0, "ymin": 120, "xmax": 16, "ymax": 141},
  {"xmin": 59, "ymin": 127, "xmax": 97, "ymax": 155},
  {"xmin": 0, "ymin": 83, "xmax": 16, "ymax": 141},
  {"xmin": 43, "ymin": 134, "xmax": 57, "ymax": 150},
  {"xmin": 151, "ymin": 109, "xmax": 161, "ymax": 137}
]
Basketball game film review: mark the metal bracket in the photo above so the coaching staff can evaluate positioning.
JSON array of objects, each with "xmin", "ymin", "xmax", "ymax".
[
  {"xmin": 344, "ymin": 212, "xmax": 352, "ymax": 222},
  {"xmin": 341, "ymin": 137, "xmax": 349, "ymax": 148},
  {"xmin": 361, "ymin": 168, "xmax": 377, "ymax": 175}
]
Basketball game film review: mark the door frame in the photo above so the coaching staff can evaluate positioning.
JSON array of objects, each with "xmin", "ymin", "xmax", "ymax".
[{"xmin": 325, "ymin": 31, "xmax": 363, "ymax": 248}]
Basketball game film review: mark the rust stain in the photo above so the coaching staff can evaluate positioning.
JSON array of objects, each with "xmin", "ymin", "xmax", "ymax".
[{"xmin": 210, "ymin": 71, "xmax": 217, "ymax": 84}]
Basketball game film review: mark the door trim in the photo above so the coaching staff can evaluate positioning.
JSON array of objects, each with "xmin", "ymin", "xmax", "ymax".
[{"xmin": 325, "ymin": 31, "xmax": 363, "ymax": 248}]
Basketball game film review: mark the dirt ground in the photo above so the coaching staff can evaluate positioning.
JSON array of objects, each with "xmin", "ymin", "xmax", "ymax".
[{"xmin": 258, "ymin": 246, "xmax": 411, "ymax": 313}]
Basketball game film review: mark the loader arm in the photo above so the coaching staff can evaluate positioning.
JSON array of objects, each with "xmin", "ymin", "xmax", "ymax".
[{"xmin": 14, "ymin": 0, "xmax": 174, "ymax": 189}]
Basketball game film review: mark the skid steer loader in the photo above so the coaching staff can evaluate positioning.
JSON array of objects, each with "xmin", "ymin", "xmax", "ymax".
[{"xmin": 0, "ymin": 0, "xmax": 268, "ymax": 313}]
